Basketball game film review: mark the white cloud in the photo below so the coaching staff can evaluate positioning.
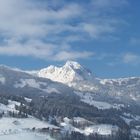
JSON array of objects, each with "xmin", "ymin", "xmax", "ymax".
[
  {"xmin": 0, "ymin": 38, "xmax": 94, "ymax": 61},
  {"xmin": 0, "ymin": 40, "xmax": 54, "ymax": 58},
  {"xmin": 123, "ymin": 53, "xmax": 140, "ymax": 65},
  {"xmin": 0, "ymin": 0, "xmax": 91, "ymax": 61},
  {"xmin": 92, "ymin": 52, "xmax": 140, "ymax": 66},
  {"xmin": 54, "ymin": 51, "xmax": 94, "ymax": 61},
  {"xmin": 82, "ymin": 23, "xmax": 115, "ymax": 38},
  {"xmin": 0, "ymin": 0, "xmax": 82, "ymax": 38},
  {"xmin": 0, "ymin": 0, "xmax": 128, "ymax": 61}
]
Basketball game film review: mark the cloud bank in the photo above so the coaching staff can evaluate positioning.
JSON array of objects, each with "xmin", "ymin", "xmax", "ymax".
[{"xmin": 0, "ymin": 0, "xmax": 127, "ymax": 61}]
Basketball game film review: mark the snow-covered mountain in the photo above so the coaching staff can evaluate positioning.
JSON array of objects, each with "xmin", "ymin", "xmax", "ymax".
[
  {"xmin": 38, "ymin": 61, "xmax": 101, "ymax": 92},
  {"xmin": 36, "ymin": 61, "xmax": 140, "ymax": 104},
  {"xmin": 38, "ymin": 61, "xmax": 93, "ymax": 84}
]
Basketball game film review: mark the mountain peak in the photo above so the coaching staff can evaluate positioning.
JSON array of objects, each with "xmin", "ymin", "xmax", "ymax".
[
  {"xmin": 64, "ymin": 61, "xmax": 82, "ymax": 70},
  {"xmin": 38, "ymin": 61, "xmax": 93, "ymax": 84}
]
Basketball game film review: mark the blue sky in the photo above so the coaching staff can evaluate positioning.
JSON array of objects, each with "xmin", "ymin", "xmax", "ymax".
[{"xmin": 0, "ymin": 0, "xmax": 139, "ymax": 78}]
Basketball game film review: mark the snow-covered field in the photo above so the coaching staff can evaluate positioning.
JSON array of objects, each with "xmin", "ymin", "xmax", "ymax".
[
  {"xmin": 0, "ymin": 133, "xmax": 52, "ymax": 140},
  {"xmin": 75, "ymin": 92, "xmax": 125, "ymax": 110},
  {"xmin": 0, "ymin": 117, "xmax": 58, "ymax": 132},
  {"xmin": 61, "ymin": 117, "xmax": 118, "ymax": 136},
  {"xmin": 75, "ymin": 92, "xmax": 113, "ymax": 109},
  {"xmin": 0, "ymin": 100, "xmax": 20, "ymax": 115},
  {"xmin": 84, "ymin": 124, "xmax": 118, "ymax": 135},
  {"xmin": 0, "ymin": 117, "xmax": 57, "ymax": 140}
]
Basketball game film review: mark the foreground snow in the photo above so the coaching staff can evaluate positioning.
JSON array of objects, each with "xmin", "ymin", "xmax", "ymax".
[
  {"xmin": 0, "ymin": 117, "xmax": 58, "ymax": 132},
  {"xmin": 0, "ymin": 132, "xmax": 53, "ymax": 140},
  {"xmin": 0, "ymin": 117, "xmax": 58, "ymax": 140}
]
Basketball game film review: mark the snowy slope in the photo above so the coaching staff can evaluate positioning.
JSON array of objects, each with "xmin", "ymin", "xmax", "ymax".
[{"xmin": 0, "ymin": 65, "xmax": 74, "ymax": 98}]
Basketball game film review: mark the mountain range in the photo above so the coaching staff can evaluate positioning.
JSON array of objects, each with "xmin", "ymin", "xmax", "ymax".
[
  {"xmin": 36, "ymin": 61, "xmax": 140, "ymax": 105},
  {"xmin": 0, "ymin": 61, "xmax": 140, "ymax": 139}
]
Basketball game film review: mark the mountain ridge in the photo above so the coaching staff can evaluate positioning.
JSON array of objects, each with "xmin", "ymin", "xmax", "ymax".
[{"xmin": 0, "ymin": 62, "xmax": 140, "ymax": 104}]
